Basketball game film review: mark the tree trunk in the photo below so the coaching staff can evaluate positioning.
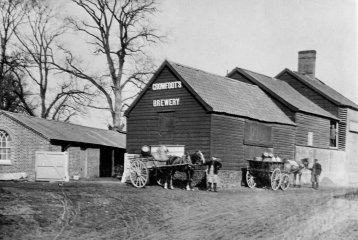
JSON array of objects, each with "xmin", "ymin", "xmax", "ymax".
[
  {"xmin": 113, "ymin": 82, "xmax": 123, "ymax": 131},
  {"xmin": 0, "ymin": 36, "xmax": 8, "ymax": 78},
  {"xmin": 40, "ymin": 88, "xmax": 46, "ymax": 118}
]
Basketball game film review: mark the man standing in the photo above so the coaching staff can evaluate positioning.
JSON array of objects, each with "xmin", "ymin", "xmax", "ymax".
[
  {"xmin": 310, "ymin": 159, "xmax": 322, "ymax": 189},
  {"xmin": 204, "ymin": 157, "xmax": 222, "ymax": 192},
  {"xmin": 330, "ymin": 125, "xmax": 337, "ymax": 147}
]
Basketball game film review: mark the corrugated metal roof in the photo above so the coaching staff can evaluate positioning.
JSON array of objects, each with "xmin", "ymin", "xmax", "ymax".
[
  {"xmin": 234, "ymin": 68, "xmax": 338, "ymax": 120},
  {"xmin": 288, "ymin": 70, "xmax": 358, "ymax": 110},
  {"xmin": 168, "ymin": 61, "xmax": 295, "ymax": 125},
  {"xmin": 0, "ymin": 111, "xmax": 126, "ymax": 149}
]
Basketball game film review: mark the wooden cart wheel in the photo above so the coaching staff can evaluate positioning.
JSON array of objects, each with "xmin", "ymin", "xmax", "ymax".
[
  {"xmin": 246, "ymin": 170, "xmax": 256, "ymax": 189},
  {"xmin": 130, "ymin": 160, "xmax": 148, "ymax": 188},
  {"xmin": 280, "ymin": 174, "xmax": 290, "ymax": 191},
  {"xmin": 270, "ymin": 168, "xmax": 281, "ymax": 191}
]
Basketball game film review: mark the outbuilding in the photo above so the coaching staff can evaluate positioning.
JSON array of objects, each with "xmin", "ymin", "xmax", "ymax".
[{"xmin": 0, "ymin": 110, "xmax": 126, "ymax": 181}]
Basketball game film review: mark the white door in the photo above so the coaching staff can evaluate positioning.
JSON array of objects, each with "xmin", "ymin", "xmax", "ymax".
[
  {"xmin": 35, "ymin": 151, "xmax": 69, "ymax": 182},
  {"xmin": 80, "ymin": 149, "xmax": 88, "ymax": 178}
]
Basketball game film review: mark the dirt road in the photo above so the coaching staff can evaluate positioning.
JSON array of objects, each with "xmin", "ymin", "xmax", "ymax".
[{"xmin": 1, "ymin": 181, "xmax": 358, "ymax": 240}]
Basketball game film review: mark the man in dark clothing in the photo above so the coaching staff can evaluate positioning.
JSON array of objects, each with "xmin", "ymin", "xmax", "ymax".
[
  {"xmin": 330, "ymin": 125, "xmax": 337, "ymax": 147},
  {"xmin": 310, "ymin": 159, "xmax": 322, "ymax": 189},
  {"xmin": 203, "ymin": 157, "xmax": 222, "ymax": 192}
]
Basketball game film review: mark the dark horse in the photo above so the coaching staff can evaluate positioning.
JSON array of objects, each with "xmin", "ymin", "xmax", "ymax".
[{"xmin": 161, "ymin": 150, "xmax": 206, "ymax": 190}]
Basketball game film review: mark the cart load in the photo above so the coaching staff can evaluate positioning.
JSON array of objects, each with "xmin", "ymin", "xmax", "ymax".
[{"xmin": 246, "ymin": 152, "xmax": 290, "ymax": 191}]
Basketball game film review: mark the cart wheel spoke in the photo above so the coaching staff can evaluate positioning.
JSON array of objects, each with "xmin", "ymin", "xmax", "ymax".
[{"xmin": 140, "ymin": 175, "xmax": 146, "ymax": 185}]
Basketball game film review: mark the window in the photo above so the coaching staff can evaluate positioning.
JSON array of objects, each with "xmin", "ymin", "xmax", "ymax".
[
  {"xmin": 158, "ymin": 112, "xmax": 175, "ymax": 144},
  {"xmin": 0, "ymin": 130, "xmax": 11, "ymax": 164},
  {"xmin": 330, "ymin": 121, "xmax": 338, "ymax": 148},
  {"xmin": 244, "ymin": 121, "xmax": 273, "ymax": 147},
  {"xmin": 307, "ymin": 132, "xmax": 313, "ymax": 146}
]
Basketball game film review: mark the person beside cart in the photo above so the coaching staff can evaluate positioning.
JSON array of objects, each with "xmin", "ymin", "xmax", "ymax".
[
  {"xmin": 204, "ymin": 157, "xmax": 222, "ymax": 192},
  {"xmin": 310, "ymin": 159, "xmax": 322, "ymax": 189}
]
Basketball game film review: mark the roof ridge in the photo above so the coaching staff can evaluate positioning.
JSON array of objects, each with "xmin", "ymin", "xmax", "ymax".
[
  {"xmin": 287, "ymin": 69, "xmax": 358, "ymax": 108},
  {"xmin": 4, "ymin": 110, "xmax": 115, "ymax": 133},
  {"xmin": 237, "ymin": 67, "xmax": 297, "ymax": 90},
  {"xmin": 168, "ymin": 60, "xmax": 258, "ymax": 87},
  {"xmin": 166, "ymin": 61, "xmax": 295, "ymax": 125},
  {"xmin": 234, "ymin": 69, "xmax": 338, "ymax": 120},
  {"xmin": 0, "ymin": 110, "xmax": 50, "ymax": 140},
  {"xmin": 292, "ymin": 71, "xmax": 326, "ymax": 85},
  {"xmin": 238, "ymin": 67, "xmax": 283, "ymax": 82}
]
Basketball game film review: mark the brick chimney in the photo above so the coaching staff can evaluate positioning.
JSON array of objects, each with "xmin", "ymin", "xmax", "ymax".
[{"xmin": 298, "ymin": 50, "xmax": 316, "ymax": 79}]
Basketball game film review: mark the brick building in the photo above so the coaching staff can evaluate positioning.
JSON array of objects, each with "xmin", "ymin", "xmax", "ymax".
[{"xmin": 0, "ymin": 110, "xmax": 126, "ymax": 181}]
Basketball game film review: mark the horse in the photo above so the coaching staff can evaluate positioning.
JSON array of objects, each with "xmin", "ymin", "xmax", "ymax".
[
  {"xmin": 283, "ymin": 158, "xmax": 309, "ymax": 187},
  {"xmin": 161, "ymin": 150, "xmax": 206, "ymax": 191}
]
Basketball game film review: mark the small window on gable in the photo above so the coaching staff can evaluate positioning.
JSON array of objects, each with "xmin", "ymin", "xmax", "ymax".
[
  {"xmin": 0, "ymin": 130, "xmax": 11, "ymax": 165},
  {"xmin": 307, "ymin": 132, "xmax": 313, "ymax": 146},
  {"xmin": 330, "ymin": 121, "xmax": 338, "ymax": 148}
]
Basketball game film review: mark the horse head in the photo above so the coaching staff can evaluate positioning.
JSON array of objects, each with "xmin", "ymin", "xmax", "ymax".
[
  {"xmin": 157, "ymin": 145, "xmax": 169, "ymax": 154},
  {"xmin": 284, "ymin": 158, "xmax": 307, "ymax": 173},
  {"xmin": 301, "ymin": 158, "xmax": 309, "ymax": 168},
  {"xmin": 189, "ymin": 150, "xmax": 206, "ymax": 165}
]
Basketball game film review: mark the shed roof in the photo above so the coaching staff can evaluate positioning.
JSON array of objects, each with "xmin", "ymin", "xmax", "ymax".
[
  {"xmin": 127, "ymin": 61, "xmax": 295, "ymax": 126},
  {"xmin": 228, "ymin": 68, "xmax": 338, "ymax": 120},
  {"xmin": 0, "ymin": 110, "xmax": 126, "ymax": 149},
  {"xmin": 276, "ymin": 69, "xmax": 358, "ymax": 111}
]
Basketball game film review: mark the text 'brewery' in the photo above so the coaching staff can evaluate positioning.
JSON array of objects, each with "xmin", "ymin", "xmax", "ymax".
[{"xmin": 153, "ymin": 98, "xmax": 180, "ymax": 107}]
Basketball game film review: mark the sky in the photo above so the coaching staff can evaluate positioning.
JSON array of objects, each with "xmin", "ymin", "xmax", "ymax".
[{"xmin": 73, "ymin": 0, "xmax": 358, "ymax": 129}]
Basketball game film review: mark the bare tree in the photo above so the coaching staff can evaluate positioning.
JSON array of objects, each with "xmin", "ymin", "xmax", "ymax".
[
  {"xmin": 15, "ymin": 2, "xmax": 94, "ymax": 121},
  {"xmin": 54, "ymin": 0, "xmax": 162, "ymax": 131},
  {"xmin": 0, "ymin": 0, "xmax": 33, "ymax": 113}
]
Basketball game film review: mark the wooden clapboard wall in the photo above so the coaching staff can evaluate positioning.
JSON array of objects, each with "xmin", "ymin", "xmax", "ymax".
[
  {"xmin": 126, "ymin": 66, "xmax": 211, "ymax": 155},
  {"xmin": 277, "ymin": 72, "xmax": 339, "ymax": 117},
  {"xmin": 210, "ymin": 114, "xmax": 295, "ymax": 170},
  {"xmin": 295, "ymin": 112, "xmax": 330, "ymax": 148},
  {"xmin": 272, "ymin": 124, "xmax": 296, "ymax": 159},
  {"xmin": 210, "ymin": 114, "xmax": 245, "ymax": 171}
]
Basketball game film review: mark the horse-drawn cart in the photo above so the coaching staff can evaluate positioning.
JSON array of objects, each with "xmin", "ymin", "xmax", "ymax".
[
  {"xmin": 129, "ymin": 156, "xmax": 191, "ymax": 188},
  {"xmin": 246, "ymin": 159, "xmax": 290, "ymax": 191},
  {"xmin": 127, "ymin": 145, "xmax": 200, "ymax": 189}
]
